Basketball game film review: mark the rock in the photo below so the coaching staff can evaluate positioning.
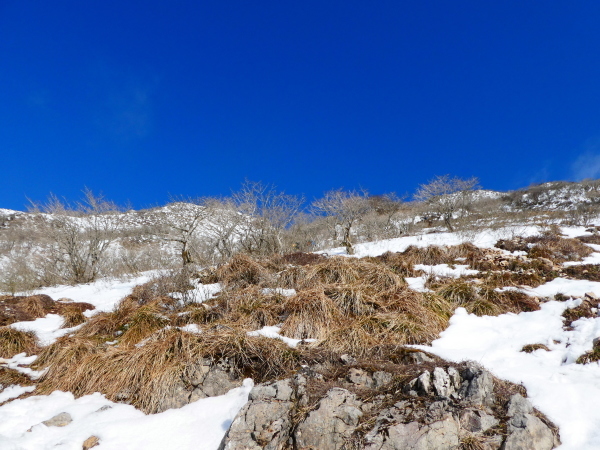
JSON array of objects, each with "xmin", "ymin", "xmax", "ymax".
[
  {"xmin": 585, "ymin": 292, "xmax": 598, "ymax": 301},
  {"xmin": 503, "ymin": 394, "xmax": 558, "ymax": 450},
  {"xmin": 506, "ymin": 393, "xmax": 533, "ymax": 417},
  {"xmin": 157, "ymin": 358, "xmax": 242, "ymax": 412},
  {"xmin": 219, "ymin": 379, "xmax": 295, "ymax": 450},
  {"xmin": 593, "ymin": 337, "xmax": 600, "ymax": 349},
  {"xmin": 401, "ymin": 349, "xmax": 435, "ymax": 364},
  {"xmin": 82, "ymin": 436, "xmax": 100, "ymax": 449},
  {"xmin": 460, "ymin": 408, "xmax": 499, "ymax": 433},
  {"xmin": 42, "ymin": 412, "xmax": 72, "ymax": 427},
  {"xmin": 347, "ymin": 368, "xmax": 374, "ymax": 388},
  {"xmin": 373, "ymin": 371, "xmax": 392, "ymax": 388},
  {"xmin": 340, "ymin": 354, "xmax": 357, "ymax": 365},
  {"xmin": 294, "ymin": 388, "xmax": 362, "ymax": 449},
  {"xmin": 432, "ymin": 367, "xmax": 455, "ymax": 398},
  {"xmin": 366, "ymin": 417, "xmax": 460, "ymax": 450},
  {"xmin": 459, "ymin": 362, "xmax": 495, "ymax": 407}
]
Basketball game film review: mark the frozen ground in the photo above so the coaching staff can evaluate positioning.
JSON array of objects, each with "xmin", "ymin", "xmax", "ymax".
[{"xmin": 2, "ymin": 224, "xmax": 600, "ymax": 448}]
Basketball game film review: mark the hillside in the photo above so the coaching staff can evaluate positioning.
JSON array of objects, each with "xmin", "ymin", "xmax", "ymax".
[{"xmin": 1, "ymin": 180, "xmax": 600, "ymax": 448}]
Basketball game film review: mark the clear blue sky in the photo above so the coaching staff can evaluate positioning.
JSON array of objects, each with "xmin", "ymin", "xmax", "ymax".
[{"xmin": 2, "ymin": 1, "xmax": 600, "ymax": 210}]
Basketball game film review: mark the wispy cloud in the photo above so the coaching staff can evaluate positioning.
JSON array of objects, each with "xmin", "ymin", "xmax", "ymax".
[{"xmin": 571, "ymin": 138, "xmax": 600, "ymax": 180}]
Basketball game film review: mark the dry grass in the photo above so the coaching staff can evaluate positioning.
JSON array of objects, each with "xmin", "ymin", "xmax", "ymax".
[
  {"xmin": 76, "ymin": 297, "xmax": 138, "ymax": 339},
  {"xmin": 60, "ymin": 305, "xmax": 88, "ymax": 328},
  {"xmin": 280, "ymin": 289, "xmax": 342, "ymax": 340},
  {"xmin": 119, "ymin": 301, "xmax": 170, "ymax": 346},
  {"xmin": 215, "ymin": 253, "xmax": 273, "ymax": 288},
  {"xmin": 0, "ymin": 366, "xmax": 35, "ymax": 387},
  {"xmin": 36, "ymin": 327, "xmax": 298, "ymax": 413},
  {"xmin": 521, "ymin": 344, "xmax": 550, "ymax": 353},
  {"xmin": 0, "ymin": 327, "xmax": 39, "ymax": 357},
  {"xmin": 527, "ymin": 233, "xmax": 593, "ymax": 262}
]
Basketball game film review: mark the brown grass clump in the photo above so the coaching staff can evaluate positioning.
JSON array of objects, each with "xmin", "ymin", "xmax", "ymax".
[
  {"xmin": 373, "ymin": 252, "xmax": 415, "ymax": 277},
  {"xmin": 280, "ymin": 252, "xmax": 327, "ymax": 266},
  {"xmin": 60, "ymin": 305, "xmax": 88, "ymax": 328},
  {"xmin": 401, "ymin": 245, "xmax": 452, "ymax": 265},
  {"xmin": 521, "ymin": 344, "xmax": 550, "ymax": 353},
  {"xmin": 303, "ymin": 257, "xmax": 405, "ymax": 292},
  {"xmin": 564, "ymin": 264, "xmax": 600, "ymax": 282},
  {"xmin": 527, "ymin": 233, "xmax": 593, "ymax": 262},
  {"xmin": 21, "ymin": 295, "xmax": 52, "ymax": 318},
  {"xmin": 119, "ymin": 302, "xmax": 170, "ymax": 347},
  {"xmin": 210, "ymin": 286, "xmax": 282, "ymax": 330},
  {"xmin": 0, "ymin": 366, "xmax": 35, "ymax": 388},
  {"xmin": 215, "ymin": 253, "xmax": 272, "ymax": 288},
  {"xmin": 36, "ymin": 327, "xmax": 297, "ymax": 413},
  {"xmin": 576, "ymin": 347, "xmax": 600, "ymax": 364},
  {"xmin": 433, "ymin": 278, "xmax": 539, "ymax": 316},
  {"xmin": 280, "ymin": 289, "xmax": 341, "ymax": 340},
  {"xmin": 76, "ymin": 297, "xmax": 138, "ymax": 339},
  {"xmin": 0, "ymin": 327, "xmax": 39, "ymax": 357}
]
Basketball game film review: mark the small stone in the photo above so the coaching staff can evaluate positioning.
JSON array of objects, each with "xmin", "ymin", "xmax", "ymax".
[
  {"xmin": 82, "ymin": 436, "xmax": 100, "ymax": 449},
  {"xmin": 372, "ymin": 371, "xmax": 392, "ymax": 388},
  {"xmin": 507, "ymin": 394, "xmax": 533, "ymax": 417},
  {"xmin": 347, "ymin": 368, "xmax": 374, "ymax": 388},
  {"xmin": 42, "ymin": 412, "xmax": 72, "ymax": 427},
  {"xmin": 585, "ymin": 292, "xmax": 598, "ymax": 301},
  {"xmin": 340, "ymin": 354, "xmax": 357, "ymax": 365}
]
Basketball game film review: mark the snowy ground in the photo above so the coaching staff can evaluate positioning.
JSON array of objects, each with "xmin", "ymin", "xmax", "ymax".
[{"xmin": 2, "ymin": 224, "xmax": 600, "ymax": 448}]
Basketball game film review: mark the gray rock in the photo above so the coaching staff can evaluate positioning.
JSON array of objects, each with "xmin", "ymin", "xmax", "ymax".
[
  {"xmin": 366, "ymin": 417, "xmax": 460, "ymax": 450},
  {"xmin": 447, "ymin": 366, "xmax": 461, "ymax": 390},
  {"xmin": 503, "ymin": 413, "xmax": 557, "ymax": 450},
  {"xmin": 347, "ymin": 368, "xmax": 374, "ymax": 388},
  {"xmin": 506, "ymin": 394, "xmax": 533, "ymax": 417},
  {"xmin": 294, "ymin": 388, "xmax": 363, "ymax": 450},
  {"xmin": 219, "ymin": 397, "xmax": 293, "ymax": 450},
  {"xmin": 503, "ymin": 394, "xmax": 558, "ymax": 450},
  {"xmin": 402, "ymin": 350, "xmax": 435, "ymax": 364},
  {"xmin": 459, "ymin": 363, "xmax": 495, "ymax": 407},
  {"xmin": 340, "ymin": 354, "xmax": 358, "ymax": 365},
  {"xmin": 42, "ymin": 412, "xmax": 72, "ymax": 427},
  {"xmin": 373, "ymin": 371, "xmax": 393, "ymax": 388},
  {"xmin": 460, "ymin": 408, "xmax": 499, "ymax": 433},
  {"xmin": 432, "ymin": 367, "xmax": 454, "ymax": 398}
]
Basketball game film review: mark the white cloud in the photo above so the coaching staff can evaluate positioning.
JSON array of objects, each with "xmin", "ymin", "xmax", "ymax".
[{"xmin": 572, "ymin": 151, "xmax": 600, "ymax": 181}]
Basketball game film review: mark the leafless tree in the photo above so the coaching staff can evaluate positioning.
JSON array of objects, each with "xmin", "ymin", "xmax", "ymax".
[
  {"xmin": 414, "ymin": 175, "xmax": 479, "ymax": 231},
  {"xmin": 312, "ymin": 189, "xmax": 372, "ymax": 254},
  {"xmin": 232, "ymin": 180, "xmax": 304, "ymax": 256},
  {"xmin": 33, "ymin": 189, "xmax": 123, "ymax": 284}
]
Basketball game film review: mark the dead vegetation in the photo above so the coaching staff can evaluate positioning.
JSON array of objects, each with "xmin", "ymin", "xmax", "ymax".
[
  {"xmin": 5, "ymin": 229, "xmax": 597, "ymax": 420},
  {"xmin": 0, "ymin": 294, "xmax": 94, "ymax": 327},
  {"xmin": 0, "ymin": 327, "xmax": 39, "ymax": 357}
]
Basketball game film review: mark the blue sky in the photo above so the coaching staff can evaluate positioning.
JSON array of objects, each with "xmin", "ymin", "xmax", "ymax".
[{"xmin": 2, "ymin": 1, "xmax": 600, "ymax": 210}]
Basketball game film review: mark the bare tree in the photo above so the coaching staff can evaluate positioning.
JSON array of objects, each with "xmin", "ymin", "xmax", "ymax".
[
  {"xmin": 33, "ymin": 189, "xmax": 123, "ymax": 284},
  {"xmin": 414, "ymin": 175, "xmax": 479, "ymax": 231},
  {"xmin": 233, "ymin": 180, "xmax": 304, "ymax": 256},
  {"xmin": 158, "ymin": 199, "xmax": 210, "ymax": 266},
  {"xmin": 312, "ymin": 189, "xmax": 372, "ymax": 254}
]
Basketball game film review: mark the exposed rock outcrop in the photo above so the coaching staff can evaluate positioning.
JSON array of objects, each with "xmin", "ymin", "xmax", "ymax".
[{"xmin": 219, "ymin": 361, "xmax": 560, "ymax": 450}]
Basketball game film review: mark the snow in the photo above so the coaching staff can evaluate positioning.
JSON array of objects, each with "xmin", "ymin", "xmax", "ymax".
[
  {"xmin": 0, "ymin": 385, "xmax": 36, "ymax": 404},
  {"xmin": 248, "ymin": 325, "xmax": 316, "ymax": 348},
  {"xmin": 261, "ymin": 288, "xmax": 297, "ymax": 297},
  {"xmin": 0, "ymin": 380, "xmax": 253, "ymax": 450},
  {"xmin": 414, "ymin": 264, "xmax": 478, "ymax": 278},
  {"xmin": 524, "ymin": 278, "xmax": 600, "ymax": 299},
  {"xmin": 405, "ymin": 277, "xmax": 428, "ymax": 292},
  {"xmin": 10, "ymin": 315, "xmax": 81, "ymax": 346},
  {"xmin": 417, "ymin": 302, "xmax": 600, "ymax": 449},
  {"xmin": 31, "ymin": 273, "xmax": 156, "ymax": 314},
  {"xmin": 324, "ymin": 225, "xmax": 541, "ymax": 257}
]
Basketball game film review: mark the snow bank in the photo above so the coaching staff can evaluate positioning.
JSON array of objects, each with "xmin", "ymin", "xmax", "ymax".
[
  {"xmin": 418, "ymin": 301, "xmax": 600, "ymax": 449},
  {"xmin": 0, "ymin": 380, "xmax": 253, "ymax": 450}
]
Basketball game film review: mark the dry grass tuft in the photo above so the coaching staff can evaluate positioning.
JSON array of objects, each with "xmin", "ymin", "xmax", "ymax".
[
  {"xmin": 216, "ymin": 253, "xmax": 272, "ymax": 288},
  {"xmin": 36, "ymin": 327, "xmax": 297, "ymax": 413},
  {"xmin": 521, "ymin": 344, "xmax": 550, "ymax": 353},
  {"xmin": 0, "ymin": 366, "xmax": 35, "ymax": 388},
  {"xmin": 119, "ymin": 301, "xmax": 170, "ymax": 347},
  {"xmin": 527, "ymin": 233, "xmax": 593, "ymax": 262},
  {"xmin": 21, "ymin": 295, "xmax": 51, "ymax": 318},
  {"xmin": 0, "ymin": 327, "xmax": 39, "ymax": 357},
  {"xmin": 215, "ymin": 286, "xmax": 282, "ymax": 329},
  {"xmin": 280, "ymin": 289, "xmax": 341, "ymax": 340},
  {"xmin": 76, "ymin": 297, "xmax": 138, "ymax": 339},
  {"xmin": 60, "ymin": 305, "xmax": 88, "ymax": 328}
]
